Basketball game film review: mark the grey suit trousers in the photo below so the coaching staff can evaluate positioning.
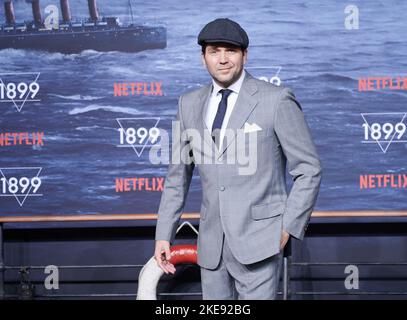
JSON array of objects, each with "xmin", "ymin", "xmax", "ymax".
[{"xmin": 200, "ymin": 234, "xmax": 283, "ymax": 300}]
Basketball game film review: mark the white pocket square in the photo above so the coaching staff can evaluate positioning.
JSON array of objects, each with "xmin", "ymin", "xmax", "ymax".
[{"xmin": 243, "ymin": 122, "xmax": 262, "ymax": 133}]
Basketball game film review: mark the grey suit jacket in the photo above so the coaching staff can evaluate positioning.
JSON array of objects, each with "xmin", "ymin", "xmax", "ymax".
[{"xmin": 155, "ymin": 71, "xmax": 322, "ymax": 269}]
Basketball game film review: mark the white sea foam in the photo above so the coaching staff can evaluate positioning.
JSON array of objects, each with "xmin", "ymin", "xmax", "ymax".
[
  {"xmin": 69, "ymin": 104, "xmax": 140, "ymax": 115},
  {"xmin": 49, "ymin": 94, "xmax": 103, "ymax": 101}
]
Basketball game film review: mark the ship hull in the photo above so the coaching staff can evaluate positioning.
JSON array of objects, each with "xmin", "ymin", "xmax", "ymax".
[{"xmin": 0, "ymin": 26, "xmax": 166, "ymax": 53}]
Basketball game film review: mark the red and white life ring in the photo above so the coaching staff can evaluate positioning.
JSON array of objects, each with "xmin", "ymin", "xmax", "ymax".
[{"xmin": 137, "ymin": 244, "xmax": 198, "ymax": 300}]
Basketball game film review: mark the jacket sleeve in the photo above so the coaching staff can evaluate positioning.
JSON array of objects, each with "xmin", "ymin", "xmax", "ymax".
[
  {"xmin": 274, "ymin": 88, "xmax": 322, "ymax": 240},
  {"xmin": 155, "ymin": 95, "xmax": 195, "ymax": 243}
]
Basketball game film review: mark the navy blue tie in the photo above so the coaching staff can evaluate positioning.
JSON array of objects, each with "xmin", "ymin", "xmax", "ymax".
[{"xmin": 212, "ymin": 89, "xmax": 233, "ymax": 140}]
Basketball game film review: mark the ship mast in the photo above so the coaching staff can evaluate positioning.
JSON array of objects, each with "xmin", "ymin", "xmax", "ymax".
[
  {"xmin": 30, "ymin": 0, "xmax": 42, "ymax": 26},
  {"xmin": 87, "ymin": 0, "xmax": 99, "ymax": 22},
  {"xmin": 4, "ymin": 1, "xmax": 16, "ymax": 25},
  {"xmin": 60, "ymin": 0, "xmax": 72, "ymax": 22},
  {"xmin": 129, "ymin": 0, "xmax": 134, "ymax": 25}
]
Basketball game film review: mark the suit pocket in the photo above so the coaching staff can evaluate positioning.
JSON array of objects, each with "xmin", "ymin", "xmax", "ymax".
[
  {"xmin": 251, "ymin": 201, "xmax": 285, "ymax": 220},
  {"xmin": 243, "ymin": 128, "xmax": 269, "ymax": 143},
  {"xmin": 200, "ymin": 204, "xmax": 207, "ymax": 221}
]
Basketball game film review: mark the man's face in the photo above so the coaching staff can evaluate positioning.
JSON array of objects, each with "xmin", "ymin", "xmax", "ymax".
[{"xmin": 201, "ymin": 43, "xmax": 247, "ymax": 88}]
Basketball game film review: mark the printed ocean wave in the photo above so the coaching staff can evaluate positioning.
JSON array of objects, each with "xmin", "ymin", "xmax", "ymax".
[
  {"xmin": 32, "ymin": 145, "xmax": 43, "ymax": 151},
  {"xmin": 106, "ymin": 167, "xmax": 167, "ymax": 175},
  {"xmin": 0, "ymin": 48, "xmax": 76, "ymax": 61},
  {"xmin": 49, "ymin": 94, "xmax": 103, "ymax": 101},
  {"xmin": 75, "ymin": 125, "xmax": 104, "ymax": 131},
  {"xmin": 79, "ymin": 49, "xmax": 102, "ymax": 56},
  {"xmin": 69, "ymin": 104, "xmax": 140, "ymax": 115},
  {"xmin": 0, "ymin": 48, "xmax": 108, "ymax": 63},
  {"xmin": 290, "ymin": 73, "xmax": 357, "ymax": 83},
  {"xmin": 0, "ymin": 48, "xmax": 63, "ymax": 60},
  {"xmin": 102, "ymin": 65, "xmax": 147, "ymax": 78},
  {"xmin": 46, "ymin": 135, "xmax": 72, "ymax": 142},
  {"xmin": 271, "ymin": 19, "xmax": 306, "ymax": 26},
  {"xmin": 95, "ymin": 195, "xmax": 121, "ymax": 200},
  {"xmin": 0, "ymin": 48, "xmax": 30, "ymax": 60},
  {"xmin": 37, "ymin": 175, "xmax": 68, "ymax": 182},
  {"xmin": 386, "ymin": 168, "xmax": 406, "ymax": 173},
  {"xmin": 93, "ymin": 185, "xmax": 115, "ymax": 191},
  {"xmin": 315, "ymin": 73, "xmax": 357, "ymax": 82}
]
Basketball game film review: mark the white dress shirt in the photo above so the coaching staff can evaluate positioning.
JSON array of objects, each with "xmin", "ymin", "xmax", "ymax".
[{"xmin": 205, "ymin": 70, "xmax": 246, "ymax": 150}]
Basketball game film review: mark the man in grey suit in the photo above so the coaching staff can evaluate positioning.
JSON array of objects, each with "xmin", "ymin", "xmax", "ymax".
[{"xmin": 154, "ymin": 18, "xmax": 322, "ymax": 299}]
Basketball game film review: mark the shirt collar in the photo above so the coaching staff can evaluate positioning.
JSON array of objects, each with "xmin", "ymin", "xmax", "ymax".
[{"xmin": 212, "ymin": 69, "xmax": 246, "ymax": 96}]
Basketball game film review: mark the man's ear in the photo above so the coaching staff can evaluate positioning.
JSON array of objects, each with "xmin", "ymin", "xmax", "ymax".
[
  {"xmin": 201, "ymin": 52, "xmax": 207, "ymax": 68},
  {"xmin": 243, "ymin": 49, "xmax": 248, "ymax": 64}
]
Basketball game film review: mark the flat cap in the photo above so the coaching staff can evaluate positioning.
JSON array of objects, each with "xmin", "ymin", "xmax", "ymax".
[{"xmin": 198, "ymin": 18, "xmax": 249, "ymax": 49}]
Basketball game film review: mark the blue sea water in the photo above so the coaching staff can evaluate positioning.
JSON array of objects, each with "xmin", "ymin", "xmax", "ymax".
[{"xmin": 0, "ymin": 0, "xmax": 406, "ymax": 216}]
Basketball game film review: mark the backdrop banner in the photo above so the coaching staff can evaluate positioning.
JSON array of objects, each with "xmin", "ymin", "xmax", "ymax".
[{"xmin": 0, "ymin": 0, "xmax": 406, "ymax": 219}]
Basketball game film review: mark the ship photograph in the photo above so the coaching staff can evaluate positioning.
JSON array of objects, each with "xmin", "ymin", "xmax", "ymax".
[{"xmin": 0, "ymin": 0, "xmax": 167, "ymax": 53}]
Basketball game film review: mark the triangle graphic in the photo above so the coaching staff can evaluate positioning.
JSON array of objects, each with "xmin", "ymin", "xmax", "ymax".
[
  {"xmin": 116, "ymin": 117, "xmax": 161, "ymax": 157},
  {"xmin": 361, "ymin": 113, "xmax": 407, "ymax": 153},
  {"xmin": 0, "ymin": 72, "xmax": 41, "ymax": 113},
  {"xmin": 0, "ymin": 167, "xmax": 43, "ymax": 207}
]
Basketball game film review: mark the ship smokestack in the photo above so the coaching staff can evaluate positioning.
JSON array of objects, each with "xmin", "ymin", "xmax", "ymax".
[
  {"xmin": 4, "ymin": 1, "xmax": 16, "ymax": 25},
  {"xmin": 30, "ymin": 0, "xmax": 42, "ymax": 25},
  {"xmin": 60, "ymin": 0, "xmax": 71, "ymax": 22},
  {"xmin": 87, "ymin": 0, "xmax": 99, "ymax": 21}
]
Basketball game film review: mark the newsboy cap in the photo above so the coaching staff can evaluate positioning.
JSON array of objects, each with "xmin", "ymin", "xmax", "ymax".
[{"xmin": 198, "ymin": 18, "xmax": 249, "ymax": 49}]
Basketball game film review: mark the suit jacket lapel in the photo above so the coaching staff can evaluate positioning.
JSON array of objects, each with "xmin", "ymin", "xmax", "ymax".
[
  {"xmin": 219, "ymin": 73, "xmax": 259, "ymax": 156},
  {"xmin": 193, "ymin": 84, "xmax": 215, "ymax": 151}
]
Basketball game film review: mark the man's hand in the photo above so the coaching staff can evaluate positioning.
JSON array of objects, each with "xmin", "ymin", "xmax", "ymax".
[
  {"xmin": 154, "ymin": 240, "xmax": 176, "ymax": 274},
  {"xmin": 280, "ymin": 230, "xmax": 290, "ymax": 251}
]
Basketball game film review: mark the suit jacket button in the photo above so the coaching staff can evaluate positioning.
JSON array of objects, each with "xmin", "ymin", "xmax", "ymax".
[{"xmin": 220, "ymin": 186, "xmax": 225, "ymax": 191}]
